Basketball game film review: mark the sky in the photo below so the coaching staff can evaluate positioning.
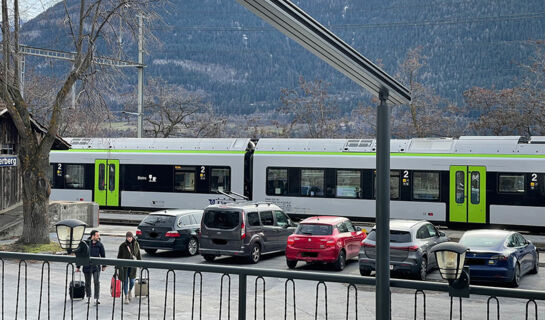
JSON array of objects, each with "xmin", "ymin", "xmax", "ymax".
[{"xmin": 18, "ymin": 0, "xmax": 60, "ymax": 21}]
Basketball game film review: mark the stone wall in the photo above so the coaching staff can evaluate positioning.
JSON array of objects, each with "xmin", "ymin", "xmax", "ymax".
[{"xmin": 48, "ymin": 201, "xmax": 99, "ymax": 229}]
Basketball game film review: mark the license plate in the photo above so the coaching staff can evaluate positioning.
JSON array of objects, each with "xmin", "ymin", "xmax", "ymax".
[{"xmin": 389, "ymin": 265, "xmax": 394, "ymax": 270}]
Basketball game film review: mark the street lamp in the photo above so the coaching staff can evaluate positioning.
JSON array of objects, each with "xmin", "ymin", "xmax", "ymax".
[
  {"xmin": 432, "ymin": 242, "xmax": 470, "ymax": 297},
  {"xmin": 121, "ymin": 111, "xmax": 143, "ymax": 138},
  {"xmin": 55, "ymin": 219, "xmax": 90, "ymax": 266}
]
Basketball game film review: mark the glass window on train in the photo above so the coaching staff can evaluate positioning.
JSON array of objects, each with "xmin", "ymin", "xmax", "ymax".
[
  {"xmin": 65, "ymin": 164, "xmax": 86, "ymax": 189},
  {"xmin": 498, "ymin": 174, "xmax": 525, "ymax": 193},
  {"xmin": 267, "ymin": 168, "xmax": 288, "ymax": 195},
  {"xmin": 174, "ymin": 166, "xmax": 196, "ymax": 192},
  {"xmin": 470, "ymin": 171, "xmax": 480, "ymax": 204},
  {"xmin": 413, "ymin": 171, "xmax": 440, "ymax": 200},
  {"xmin": 210, "ymin": 168, "xmax": 231, "ymax": 193},
  {"xmin": 373, "ymin": 171, "xmax": 400, "ymax": 200},
  {"xmin": 455, "ymin": 171, "xmax": 465, "ymax": 203},
  {"xmin": 301, "ymin": 169, "xmax": 325, "ymax": 196},
  {"xmin": 336, "ymin": 170, "xmax": 361, "ymax": 198},
  {"xmin": 98, "ymin": 164, "xmax": 105, "ymax": 191}
]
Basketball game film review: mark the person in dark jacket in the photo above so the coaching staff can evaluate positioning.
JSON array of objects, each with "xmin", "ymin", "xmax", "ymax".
[
  {"xmin": 76, "ymin": 230, "xmax": 106, "ymax": 305},
  {"xmin": 117, "ymin": 231, "xmax": 142, "ymax": 304}
]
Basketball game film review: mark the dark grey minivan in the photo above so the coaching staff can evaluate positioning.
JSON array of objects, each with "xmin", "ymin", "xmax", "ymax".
[{"xmin": 199, "ymin": 202, "xmax": 296, "ymax": 263}]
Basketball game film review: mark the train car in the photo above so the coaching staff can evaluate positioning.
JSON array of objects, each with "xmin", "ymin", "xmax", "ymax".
[
  {"xmin": 252, "ymin": 136, "xmax": 545, "ymax": 227},
  {"xmin": 49, "ymin": 138, "xmax": 252, "ymax": 210}
]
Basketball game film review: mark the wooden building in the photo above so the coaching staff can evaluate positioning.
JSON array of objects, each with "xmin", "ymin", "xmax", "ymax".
[{"xmin": 0, "ymin": 107, "xmax": 70, "ymax": 211}]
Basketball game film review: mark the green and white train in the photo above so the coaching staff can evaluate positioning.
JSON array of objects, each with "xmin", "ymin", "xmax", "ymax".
[{"xmin": 50, "ymin": 136, "xmax": 545, "ymax": 227}]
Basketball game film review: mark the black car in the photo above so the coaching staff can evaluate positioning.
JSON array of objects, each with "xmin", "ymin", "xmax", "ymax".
[{"xmin": 136, "ymin": 209, "xmax": 203, "ymax": 256}]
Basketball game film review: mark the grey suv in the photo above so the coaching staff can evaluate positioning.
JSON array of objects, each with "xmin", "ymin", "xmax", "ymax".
[
  {"xmin": 199, "ymin": 202, "xmax": 296, "ymax": 263},
  {"xmin": 358, "ymin": 220, "xmax": 449, "ymax": 280}
]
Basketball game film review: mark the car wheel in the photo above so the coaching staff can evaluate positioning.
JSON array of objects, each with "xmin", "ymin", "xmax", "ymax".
[
  {"xmin": 286, "ymin": 259, "xmax": 297, "ymax": 269},
  {"xmin": 417, "ymin": 257, "xmax": 427, "ymax": 281},
  {"xmin": 248, "ymin": 243, "xmax": 261, "ymax": 264},
  {"xmin": 510, "ymin": 263, "xmax": 521, "ymax": 287},
  {"xmin": 185, "ymin": 237, "xmax": 199, "ymax": 256},
  {"xmin": 144, "ymin": 249, "xmax": 157, "ymax": 255},
  {"xmin": 203, "ymin": 254, "xmax": 216, "ymax": 262},
  {"xmin": 334, "ymin": 250, "xmax": 346, "ymax": 271},
  {"xmin": 359, "ymin": 268, "xmax": 371, "ymax": 277},
  {"xmin": 530, "ymin": 254, "xmax": 539, "ymax": 274}
]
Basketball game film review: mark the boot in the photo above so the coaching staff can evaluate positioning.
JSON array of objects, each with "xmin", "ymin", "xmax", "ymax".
[
  {"xmin": 124, "ymin": 296, "xmax": 129, "ymax": 304},
  {"xmin": 128, "ymin": 289, "xmax": 133, "ymax": 301}
]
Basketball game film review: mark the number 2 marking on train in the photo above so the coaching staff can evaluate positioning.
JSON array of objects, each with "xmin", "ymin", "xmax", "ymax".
[
  {"xmin": 403, "ymin": 170, "xmax": 409, "ymax": 178},
  {"xmin": 532, "ymin": 173, "xmax": 538, "ymax": 182},
  {"xmin": 201, "ymin": 166, "xmax": 205, "ymax": 174}
]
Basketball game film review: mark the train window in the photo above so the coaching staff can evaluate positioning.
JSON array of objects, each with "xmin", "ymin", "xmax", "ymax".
[
  {"xmin": 211, "ymin": 168, "xmax": 231, "ymax": 193},
  {"xmin": 65, "ymin": 164, "xmax": 86, "ymax": 189},
  {"xmin": 455, "ymin": 171, "xmax": 465, "ymax": 204},
  {"xmin": 174, "ymin": 166, "xmax": 195, "ymax": 192},
  {"xmin": 98, "ymin": 164, "xmax": 105, "ymax": 191},
  {"xmin": 336, "ymin": 170, "xmax": 361, "ymax": 198},
  {"xmin": 267, "ymin": 168, "xmax": 288, "ymax": 195},
  {"xmin": 373, "ymin": 171, "xmax": 400, "ymax": 200},
  {"xmin": 499, "ymin": 174, "xmax": 525, "ymax": 193},
  {"xmin": 413, "ymin": 172, "xmax": 440, "ymax": 200},
  {"xmin": 108, "ymin": 164, "xmax": 115, "ymax": 191},
  {"xmin": 301, "ymin": 169, "xmax": 324, "ymax": 196},
  {"xmin": 470, "ymin": 171, "xmax": 480, "ymax": 204}
]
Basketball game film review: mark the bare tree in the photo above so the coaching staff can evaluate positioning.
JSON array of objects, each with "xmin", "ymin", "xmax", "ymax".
[
  {"xmin": 0, "ymin": 0, "xmax": 156, "ymax": 244},
  {"xmin": 277, "ymin": 76, "xmax": 341, "ymax": 138},
  {"xmin": 139, "ymin": 77, "xmax": 225, "ymax": 138}
]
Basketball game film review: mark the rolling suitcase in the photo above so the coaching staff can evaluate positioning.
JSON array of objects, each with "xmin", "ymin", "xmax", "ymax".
[
  {"xmin": 111, "ymin": 274, "xmax": 121, "ymax": 298},
  {"xmin": 69, "ymin": 271, "xmax": 85, "ymax": 300},
  {"xmin": 134, "ymin": 278, "xmax": 149, "ymax": 297}
]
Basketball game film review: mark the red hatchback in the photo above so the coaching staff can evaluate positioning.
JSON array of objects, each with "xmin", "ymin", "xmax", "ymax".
[{"xmin": 285, "ymin": 216, "xmax": 366, "ymax": 271}]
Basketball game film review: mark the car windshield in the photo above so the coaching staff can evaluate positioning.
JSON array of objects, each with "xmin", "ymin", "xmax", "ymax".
[
  {"xmin": 203, "ymin": 210, "xmax": 240, "ymax": 229},
  {"xmin": 366, "ymin": 230, "xmax": 412, "ymax": 243},
  {"xmin": 141, "ymin": 215, "xmax": 175, "ymax": 227},
  {"xmin": 295, "ymin": 224, "xmax": 332, "ymax": 236},
  {"xmin": 459, "ymin": 233, "xmax": 506, "ymax": 248}
]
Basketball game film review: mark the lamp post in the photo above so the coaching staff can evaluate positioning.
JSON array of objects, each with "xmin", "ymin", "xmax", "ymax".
[
  {"xmin": 55, "ymin": 219, "xmax": 90, "ymax": 266},
  {"xmin": 121, "ymin": 111, "xmax": 143, "ymax": 138},
  {"xmin": 432, "ymin": 242, "xmax": 470, "ymax": 297}
]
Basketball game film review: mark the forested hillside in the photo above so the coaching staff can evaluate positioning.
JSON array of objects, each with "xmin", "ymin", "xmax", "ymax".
[{"xmin": 20, "ymin": 0, "xmax": 545, "ymax": 114}]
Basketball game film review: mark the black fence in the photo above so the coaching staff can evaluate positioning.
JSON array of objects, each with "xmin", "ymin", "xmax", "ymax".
[{"xmin": 0, "ymin": 251, "xmax": 543, "ymax": 319}]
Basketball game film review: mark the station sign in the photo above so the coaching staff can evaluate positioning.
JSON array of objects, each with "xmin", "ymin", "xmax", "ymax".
[{"xmin": 0, "ymin": 156, "xmax": 17, "ymax": 167}]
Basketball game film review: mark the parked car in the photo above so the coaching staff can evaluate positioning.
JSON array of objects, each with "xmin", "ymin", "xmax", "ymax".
[
  {"xmin": 359, "ymin": 220, "xmax": 449, "ymax": 280},
  {"xmin": 285, "ymin": 216, "xmax": 366, "ymax": 271},
  {"xmin": 136, "ymin": 209, "xmax": 203, "ymax": 256},
  {"xmin": 199, "ymin": 202, "xmax": 296, "ymax": 263},
  {"xmin": 459, "ymin": 230, "xmax": 539, "ymax": 287}
]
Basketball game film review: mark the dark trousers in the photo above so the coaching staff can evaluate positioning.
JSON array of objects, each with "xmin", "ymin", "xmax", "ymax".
[{"xmin": 84, "ymin": 270, "xmax": 100, "ymax": 299}]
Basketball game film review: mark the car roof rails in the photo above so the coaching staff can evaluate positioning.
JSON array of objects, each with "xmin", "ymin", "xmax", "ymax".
[{"xmin": 253, "ymin": 202, "xmax": 272, "ymax": 207}]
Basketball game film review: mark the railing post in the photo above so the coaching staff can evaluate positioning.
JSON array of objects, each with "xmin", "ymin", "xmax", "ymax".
[{"xmin": 239, "ymin": 274, "xmax": 247, "ymax": 320}]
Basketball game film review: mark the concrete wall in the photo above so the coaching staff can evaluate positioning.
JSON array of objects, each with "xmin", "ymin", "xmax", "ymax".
[{"xmin": 48, "ymin": 201, "xmax": 99, "ymax": 229}]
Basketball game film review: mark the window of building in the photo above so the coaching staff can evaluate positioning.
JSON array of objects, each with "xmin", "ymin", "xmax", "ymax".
[
  {"xmin": 301, "ymin": 169, "xmax": 324, "ymax": 196},
  {"xmin": 0, "ymin": 144, "xmax": 14, "ymax": 154},
  {"xmin": 65, "ymin": 164, "xmax": 86, "ymax": 189},
  {"xmin": 413, "ymin": 172, "xmax": 440, "ymax": 200},
  {"xmin": 499, "ymin": 174, "xmax": 525, "ymax": 193},
  {"xmin": 267, "ymin": 168, "xmax": 288, "ymax": 195},
  {"xmin": 211, "ymin": 168, "xmax": 230, "ymax": 193},
  {"xmin": 336, "ymin": 170, "xmax": 361, "ymax": 198},
  {"xmin": 174, "ymin": 166, "xmax": 196, "ymax": 192}
]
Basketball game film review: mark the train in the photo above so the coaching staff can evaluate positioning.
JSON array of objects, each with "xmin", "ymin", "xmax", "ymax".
[{"xmin": 49, "ymin": 136, "xmax": 545, "ymax": 228}]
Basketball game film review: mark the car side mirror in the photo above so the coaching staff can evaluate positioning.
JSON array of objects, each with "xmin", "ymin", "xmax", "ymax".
[
  {"xmin": 356, "ymin": 226, "xmax": 362, "ymax": 232},
  {"xmin": 282, "ymin": 224, "xmax": 289, "ymax": 229},
  {"xmin": 438, "ymin": 231, "xmax": 445, "ymax": 237}
]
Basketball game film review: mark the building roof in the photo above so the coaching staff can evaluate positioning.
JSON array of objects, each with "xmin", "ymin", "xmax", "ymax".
[{"xmin": 0, "ymin": 108, "xmax": 70, "ymax": 150}]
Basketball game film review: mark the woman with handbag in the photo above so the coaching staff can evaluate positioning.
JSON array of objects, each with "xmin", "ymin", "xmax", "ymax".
[{"xmin": 117, "ymin": 231, "xmax": 142, "ymax": 304}]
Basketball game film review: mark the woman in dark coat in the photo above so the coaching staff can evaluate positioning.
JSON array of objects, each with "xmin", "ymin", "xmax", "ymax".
[{"xmin": 117, "ymin": 231, "xmax": 142, "ymax": 304}]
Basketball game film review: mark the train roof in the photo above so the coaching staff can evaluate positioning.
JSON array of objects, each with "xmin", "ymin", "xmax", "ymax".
[
  {"xmin": 64, "ymin": 138, "xmax": 252, "ymax": 151},
  {"xmin": 255, "ymin": 136, "xmax": 545, "ymax": 155}
]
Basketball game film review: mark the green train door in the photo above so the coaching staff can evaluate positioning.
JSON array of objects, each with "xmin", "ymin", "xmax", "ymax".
[
  {"xmin": 449, "ymin": 166, "xmax": 486, "ymax": 223},
  {"xmin": 94, "ymin": 159, "xmax": 120, "ymax": 207}
]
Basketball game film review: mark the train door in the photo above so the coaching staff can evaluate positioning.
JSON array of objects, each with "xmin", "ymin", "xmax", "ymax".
[
  {"xmin": 94, "ymin": 159, "xmax": 120, "ymax": 207},
  {"xmin": 449, "ymin": 166, "xmax": 486, "ymax": 223}
]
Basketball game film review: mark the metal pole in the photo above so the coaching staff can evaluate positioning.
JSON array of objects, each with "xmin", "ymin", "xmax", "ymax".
[
  {"xmin": 376, "ymin": 86, "xmax": 391, "ymax": 320},
  {"xmin": 238, "ymin": 274, "xmax": 247, "ymax": 320},
  {"xmin": 137, "ymin": 14, "xmax": 144, "ymax": 138}
]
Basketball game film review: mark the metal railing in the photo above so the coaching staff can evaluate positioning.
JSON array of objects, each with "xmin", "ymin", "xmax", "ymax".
[{"xmin": 0, "ymin": 251, "xmax": 543, "ymax": 319}]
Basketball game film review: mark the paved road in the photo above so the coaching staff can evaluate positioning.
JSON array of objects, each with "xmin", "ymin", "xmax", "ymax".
[{"xmin": 1, "ymin": 234, "xmax": 543, "ymax": 319}]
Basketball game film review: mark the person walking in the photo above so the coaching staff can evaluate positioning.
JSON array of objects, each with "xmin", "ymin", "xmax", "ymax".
[
  {"xmin": 117, "ymin": 231, "xmax": 142, "ymax": 304},
  {"xmin": 76, "ymin": 230, "xmax": 106, "ymax": 305}
]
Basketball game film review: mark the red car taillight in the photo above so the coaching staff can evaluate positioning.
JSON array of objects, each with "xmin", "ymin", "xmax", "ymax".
[
  {"xmin": 240, "ymin": 211, "xmax": 246, "ymax": 239},
  {"xmin": 396, "ymin": 245, "xmax": 419, "ymax": 252},
  {"xmin": 165, "ymin": 231, "xmax": 180, "ymax": 238},
  {"xmin": 135, "ymin": 229, "xmax": 142, "ymax": 236},
  {"xmin": 326, "ymin": 239, "xmax": 336, "ymax": 247},
  {"xmin": 287, "ymin": 237, "xmax": 295, "ymax": 245}
]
